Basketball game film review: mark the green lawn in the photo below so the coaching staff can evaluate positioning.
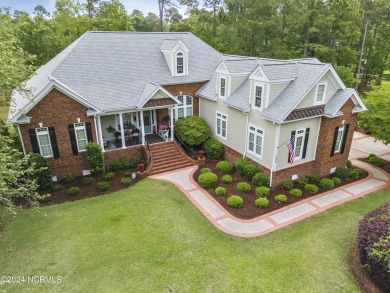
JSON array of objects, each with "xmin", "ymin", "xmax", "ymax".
[
  {"xmin": 1, "ymin": 179, "xmax": 389, "ymax": 292},
  {"xmin": 0, "ymin": 106, "xmax": 8, "ymax": 120}
]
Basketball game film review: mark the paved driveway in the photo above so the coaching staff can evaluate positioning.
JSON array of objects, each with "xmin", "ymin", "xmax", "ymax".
[{"xmin": 349, "ymin": 131, "xmax": 390, "ymax": 160}]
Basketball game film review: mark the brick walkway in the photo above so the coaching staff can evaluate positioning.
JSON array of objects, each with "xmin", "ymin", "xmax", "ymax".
[{"xmin": 150, "ymin": 132, "xmax": 390, "ymax": 237}]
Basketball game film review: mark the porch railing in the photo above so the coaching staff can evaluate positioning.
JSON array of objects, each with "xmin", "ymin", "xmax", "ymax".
[{"xmin": 174, "ymin": 133, "xmax": 197, "ymax": 158}]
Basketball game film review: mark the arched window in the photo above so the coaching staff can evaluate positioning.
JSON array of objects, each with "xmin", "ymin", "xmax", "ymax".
[
  {"xmin": 172, "ymin": 95, "xmax": 193, "ymax": 122},
  {"xmin": 176, "ymin": 52, "xmax": 184, "ymax": 74}
]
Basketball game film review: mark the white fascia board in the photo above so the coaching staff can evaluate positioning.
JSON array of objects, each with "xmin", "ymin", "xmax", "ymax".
[
  {"xmin": 328, "ymin": 65, "xmax": 346, "ymax": 90},
  {"xmin": 172, "ymin": 40, "xmax": 190, "ymax": 53},
  {"xmin": 215, "ymin": 61, "xmax": 230, "ymax": 74},
  {"xmin": 248, "ymin": 65, "xmax": 269, "ymax": 82},
  {"xmin": 138, "ymin": 86, "xmax": 181, "ymax": 109}
]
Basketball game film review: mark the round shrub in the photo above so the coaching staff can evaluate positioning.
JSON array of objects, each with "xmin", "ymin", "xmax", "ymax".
[
  {"xmin": 347, "ymin": 160, "xmax": 353, "ymax": 168},
  {"xmin": 367, "ymin": 153, "xmax": 377, "ymax": 159},
  {"xmin": 358, "ymin": 204, "xmax": 390, "ymax": 292},
  {"xmin": 227, "ymin": 195, "xmax": 244, "ymax": 208},
  {"xmin": 215, "ymin": 187, "xmax": 226, "ymax": 196},
  {"xmin": 105, "ymin": 172, "xmax": 115, "ymax": 181},
  {"xmin": 175, "ymin": 116, "xmax": 210, "ymax": 146},
  {"xmin": 120, "ymin": 177, "xmax": 132, "ymax": 186},
  {"xmin": 353, "ymin": 168, "xmax": 363, "ymax": 176},
  {"xmin": 296, "ymin": 177, "xmax": 309, "ymax": 187},
  {"xmin": 319, "ymin": 178, "xmax": 335, "ymax": 190},
  {"xmin": 200, "ymin": 167, "xmax": 212, "ymax": 174},
  {"xmin": 368, "ymin": 156, "xmax": 385, "ymax": 167},
  {"xmin": 27, "ymin": 153, "xmax": 53, "ymax": 190},
  {"xmin": 202, "ymin": 137, "xmax": 224, "ymax": 159},
  {"xmin": 332, "ymin": 177, "xmax": 341, "ymax": 185},
  {"xmin": 334, "ymin": 167, "xmax": 348, "ymax": 180},
  {"xmin": 236, "ymin": 158, "xmax": 259, "ymax": 181},
  {"xmin": 306, "ymin": 174, "xmax": 321, "ymax": 184},
  {"xmin": 83, "ymin": 177, "xmax": 96, "ymax": 186},
  {"xmin": 98, "ymin": 181, "xmax": 110, "ymax": 192},
  {"xmin": 255, "ymin": 186, "xmax": 270, "ymax": 198},
  {"xmin": 237, "ymin": 182, "xmax": 251, "ymax": 193},
  {"xmin": 289, "ymin": 189, "xmax": 302, "ymax": 197},
  {"xmin": 304, "ymin": 184, "xmax": 319, "ymax": 194},
  {"xmin": 252, "ymin": 172, "xmax": 269, "ymax": 187},
  {"xmin": 124, "ymin": 172, "xmax": 132, "ymax": 178},
  {"xmin": 221, "ymin": 175, "xmax": 233, "ymax": 184},
  {"xmin": 349, "ymin": 170, "xmax": 360, "ymax": 179},
  {"xmin": 37, "ymin": 193, "xmax": 52, "ymax": 204},
  {"xmin": 255, "ymin": 197, "xmax": 269, "ymax": 208},
  {"xmin": 130, "ymin": 153, "xmax": 144, "ymax": 168},
  {"xmin": 281, "ymin": 180, "xmax": 294, "ymax": 190},
  {"xmin": 216, "ymin": 160, "xmax": 234, "ymax": 174},
  {"xmin": 64, "ymin": 172, "xmax": 77, "ymax": 183},
  {"xmin": 67, "ymin": 187, "xmax": 81, "ymax": 197},
  {"xmin": 52, "ymin": 184, "xmax": 64, "ymax": 192},
  {"xmin": 274, "ymin": 194, "xmax": 287, "ymax": 204},
  {"xmin": 198, "ymin": 172, "xmax": 218, "ymax": 189}
]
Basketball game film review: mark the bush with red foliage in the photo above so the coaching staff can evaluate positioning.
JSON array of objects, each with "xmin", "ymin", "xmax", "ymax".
[{"xmin": 357, "ymin": 203, "xmax": 390, "ymax": 292}]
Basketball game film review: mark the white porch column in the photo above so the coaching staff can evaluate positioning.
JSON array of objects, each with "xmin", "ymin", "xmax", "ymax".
[
  {"xmin": 170, "ymin": 107, "xmax": 174, "ymax": 141},
  {"xmin": 17, "ymin": 124, "xmax": 26, "ymax": 156},
  {"xmin": 119, "ymin": 113, "xmax": 125, "ymax": 149},
  {"xmin": 140, "ymin": 110, "xmax": 146, "ymax": 145},
  {"xmin": 97, "ymin": 115, "xmax": 105, "ymax": 152}
]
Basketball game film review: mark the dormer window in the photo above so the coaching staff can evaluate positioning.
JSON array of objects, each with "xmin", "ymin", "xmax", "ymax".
[
  {"xmin": 220, "ymin": 77, "xmax": 226, "ymax": 98},
  {"xmin": 254, "ymin": 85, "xmax": 263, "ymax": 109},
  {"xmin": 315, "ymin": 83, "xmax": 326, "ymax": 103},
  {"xmin": 176, "ymin": 52, "xmax": 184, "ymax": 75}
]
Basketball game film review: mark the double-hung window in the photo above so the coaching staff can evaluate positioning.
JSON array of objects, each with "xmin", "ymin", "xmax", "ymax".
[
  {"xmin": 74, "ymin": 123, "xmax": 87, "ymax": 152},
  {"xmin": 294, "ymin": 129, "xmax": 306, "ymax": 160},
  {"xmin": 315, "ymin": 83, "xmax": 326, "ymax": 103},
  {"xmin": 334, "ymin": 125, "xmax": 344, "ymax": 153},
  {"xmin": 216, "ymin": 111, "xmax": 227, "ymax": 139},
  {"xmin": 254, "ymin": 85, "xmax": 263, "ymax": 110},
  {"xmin": 220, "ymin": 77, "xmax": 226, "ymax": 98},
  {"xmin": 173, "ymin": 95, "xmax": 193, "ymax": 123},
  {"xmin": 36, "ymin": 127, "xmax": 53, "ymax": 158},
  {"xmin": 176, "ymin": 52, "xmax": 184, "ymax": 74},
  {"xmin": 247, "ymin": 125, "xmax": 264, "ymax": 158}
]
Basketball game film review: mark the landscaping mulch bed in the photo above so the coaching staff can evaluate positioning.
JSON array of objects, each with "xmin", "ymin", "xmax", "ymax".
[
  {"xmin": 359, "ymin": 157, "xmax": 390, "ymax": 174},
  {"xmin": 41, "ymin": 169, "xmax": 140, "ymax": 205},
  {"xmin": 193, "ymin": 160, "xmax": 368, "ymax": 220}
]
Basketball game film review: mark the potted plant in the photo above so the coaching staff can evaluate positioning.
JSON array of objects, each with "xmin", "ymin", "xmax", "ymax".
[
  {"xmin": 106, "ymin": 125, "xmax": 116, "ymax": 133},
  {"xmin": 198, "ymin": 149, "xmax": 205, "ymax": 159},
  {"xmin": 138, "ymin": 163, "xmax": 145, "ymax": 173}
]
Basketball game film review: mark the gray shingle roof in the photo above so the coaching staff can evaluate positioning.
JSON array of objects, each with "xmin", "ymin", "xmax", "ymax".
[
  {"xmin": 324, "ymin": 88, "xmax": 355, "ymax": 116},
  {"xmin": 160, "ymin": 39, "xmax": 180, "ymax": 51},
  {"xmin": 224, "ymin": 78, "xmax": 251, "ymax": 111}
]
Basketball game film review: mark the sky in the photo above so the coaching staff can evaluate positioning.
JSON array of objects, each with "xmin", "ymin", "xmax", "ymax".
[{"xmin": 0, "ymin": 0, "xmax": 174, "ymax": 16}]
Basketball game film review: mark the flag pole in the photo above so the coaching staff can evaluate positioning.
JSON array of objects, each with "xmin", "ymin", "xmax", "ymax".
[{"xmin": 270, "ymin": 136, "xmax": 295, "ymax": 188}]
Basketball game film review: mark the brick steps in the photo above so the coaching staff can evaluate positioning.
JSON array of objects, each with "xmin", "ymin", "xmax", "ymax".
[{"xmin": 148, "ymin": 141, "xmax": 194, "ymax": 175}]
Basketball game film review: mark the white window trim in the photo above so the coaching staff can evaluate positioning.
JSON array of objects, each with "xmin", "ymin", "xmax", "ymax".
[
  {"xmin": 294, "ymin": 128, "xmax": 306, "ymax": 160},
  {"xmin": 216, "ymin": 111, "xmax": 228, "ymax": 140},
  {"xmin": 173, "ymin": 95, "xmax": 193, "ymax": 122},
  {"xmin": 334, "ymin": 125, "xmax": 345, "ymax": 153},
  {"xmin": 314, "ymin": 82, "xmax": 327, "ymax": 104},
  {"xmin": 252, "ymin": 82, "xmax": 264, "ymax": 111},
  {"xmin": 175, "ymin": 51, "xmax": 185, "ymax": 76},
  {"xmin": 36, "ymin": 127, "xmax": 53, "ymax": 158},
  {"xmin": 74, "ymin": 122, "xmax": 87, "ymax": 152},
  {"xmin": 247, "ymin": 124, "xmax": 264, "ymax": 159},
  {"xmin": 219, "ymin": 75, "xmax": 228, "ymax": 99}
]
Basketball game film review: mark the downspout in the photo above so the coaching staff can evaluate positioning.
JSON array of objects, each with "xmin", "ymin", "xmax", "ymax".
[
  {"xmin": 243, "ymin": 111, "xmax": 249, "ymax": 158},
  {"xmin": 270, "ymin": 123, "xmax": 281, "ymax": 188},
  {"xmin": 17, "ymin": 124, "xmax": 26, "ymax": 156}
]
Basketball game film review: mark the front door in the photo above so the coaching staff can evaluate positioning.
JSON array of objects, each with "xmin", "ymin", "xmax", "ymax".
[{"xmin": 143, "ymin": 110, "xmax": 152, "ymax": 134}]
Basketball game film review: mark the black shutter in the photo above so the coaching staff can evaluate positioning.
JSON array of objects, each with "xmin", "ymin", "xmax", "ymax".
[
  {"xmin": 288, "ymin": 130, "xmax": 296, "ymax": 163},
  {"xmin": 340, "ymin": 124, "xmax": 350, "ymax": 154},
  {"xmin": 330, "ymin": 126, "xmax": 339, "ymax": 157},
  {"xmin": 86, "ymin": 122, "xmax": 93, "ymax": 143},
  {"xmin": 68, "ymin": 124, "xmax": 79, "ymax": 156},
  {"xmin": 302, "ymin": 128, "xmax": 310, "ymax": 159},
  {"xmin": 48, "ymin": 127, "xmax": 60, "ymax": 159},
  {"xmin": 28, "ymin": 129, "xmax": 40, "ymax": 154}
]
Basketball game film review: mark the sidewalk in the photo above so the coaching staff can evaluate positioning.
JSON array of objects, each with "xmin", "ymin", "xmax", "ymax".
[{"xmin": 150, "ymin": 132, "xmax": 390, "ymax": 237}]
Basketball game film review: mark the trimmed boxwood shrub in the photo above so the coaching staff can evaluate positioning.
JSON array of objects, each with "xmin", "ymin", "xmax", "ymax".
[
  {"xmin": 237, "ymin": 182, "xmax": 251, "ymax": 193},
  {"xmin": 347, "ymin": 160, "xmax": 353, "ymax": 168},
  {"xmin": 349, "ymin": 170, "xmax": 360, "ymax": 179},
  {"xmin": 368, "ymin": 156, "xmax": 385, "ymax": 167},
  {"xmin": 255, "ymin": 197, "xmax": 269, "ymax": 208},
  {"xmin": 130, "ymin": 153, "xmax": 144, "ymax": 167},
  {"xmin": 37, "ymin": 193, "xmax": 52, "ymax": 203},
  {"xmin": 108, "ymin": 160, "xmax": 122, "ymax": 172},
  {"xmin": 83, "ymin": 177, "xmax": 96, "ymax": 186},
  {"xmin": 252, "ymin": 172, "xmax": 269, "ymax": 187},
  {"xmin": 27, "ymin": 153, "xmax": 53, "ymax": 190},
  {"xmin": 334, "ymin": 167, "xmax": 348, "ymax": 180},
  {"xmin": 67, "ymin": 187, "xmax": 81, "ymax": 197},
  {"xmin": 281, "ymin": 180, "xmax": 294, "ymax": 190},
  {"xmin": 215, "ymin": 187, "xmax": 226, "ymax": 196},
  {"xmin": 86, "ymin": 142, "xmax": 104, "ymax": 177},
  {"xmin": 236, "ymin": 158, "xmax": 259, "ymax": 181},
  {"xmin": 332, "ymin": 177, "xmax": 341, "ymax": 185},
  {"xmin": 124, "ymin": 172, "xmax": 132, "ymax": 178},
  {"xmin": 64, "ymin": 172, "xmax": 76, "ymax": 183},
  {"xmin": 175, "ymin": 116, "xmax": 210, "ymax": 146},
  {"xmin": 289, "ymin": 189, "xmax": 302, "ymax": 197},
  {"xmin": 274, "ymin": 194, "xmax": 287, "ymax": 203},
  {"xmin": 319, "ymin": 178, "xmax": 335, "ymax": 190},
  {"xmin": 255, "ymin": 186, "xmax": 270, "ymax": 198},
  {"xmin": 105, "ymin": 172, "xmax": 115, "ymax": 181},
  {"xmin": 98, "ymin": 181, "xmax": 110, "ymax": 192},
  {"xmin": 120, "ymin": 177, "xmax": 132, "ymax": 186},
  {"xmin": 216, "ymin": 160, "xmax": 234, "ymax": 174},
  {"xmin": 202, "ymin": 137, "xmax": 224, "ymax": 159},
  {"xmin": 221, "ymin": 175, "xmax": 233, "ymax": 184},
  {"xmin": 52, "ymin": 184, "xmax": 64, "ymax": 192},
  {"xmin": 306, "ymin": 174, "xmax": 321, "ymax": 184},
  {"xmin": 198, "ymin": 172, "xmax": 218, "ymax": 188},
  {"xmin": 227, "ymin": 195, "xmax": 244, "ymax": 208},
  {"xmin": 353, "ymin": 168, "xmax": 363, "ymax": 176},
  {"xmin": 200, "ymin": 167, "xmax": 212, "ymax": 174},
  {"xmin": 296, "ymin": 177, "xmax": 309, "ymax": 187},
  {"xmin": 358, "ymin": 204, "xmax": 390, "ymax": 292},
  {"xmin": 367, "ymin": 153, "xmax": 377, "ymax": 159},
  {"xmin": 304, "ymin": 184, "xmax": 319, "ymax": 194}
]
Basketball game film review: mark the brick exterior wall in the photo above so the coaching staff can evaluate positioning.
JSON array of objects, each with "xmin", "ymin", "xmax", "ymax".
[
  {"xmin": 104, "ymin": 145, "xmax": 146, "ymax": 166},
  {"xmin": 163, "ymin": 82, "xmax": 203, "ymax": 116}
]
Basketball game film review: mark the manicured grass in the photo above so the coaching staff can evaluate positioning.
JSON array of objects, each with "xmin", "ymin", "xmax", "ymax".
[
  {"xmin": 0, "ymin": 106, "xmax": 8, "ymax": 120},
  {"xmin": 1, "ymin": 179, "xmax": 389, "ymax": 292}
]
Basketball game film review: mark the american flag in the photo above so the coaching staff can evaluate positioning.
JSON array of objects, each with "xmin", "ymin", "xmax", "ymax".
[{"xmin": 286, "ymin": 137, "xmax": 295, "ymax": 164}]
